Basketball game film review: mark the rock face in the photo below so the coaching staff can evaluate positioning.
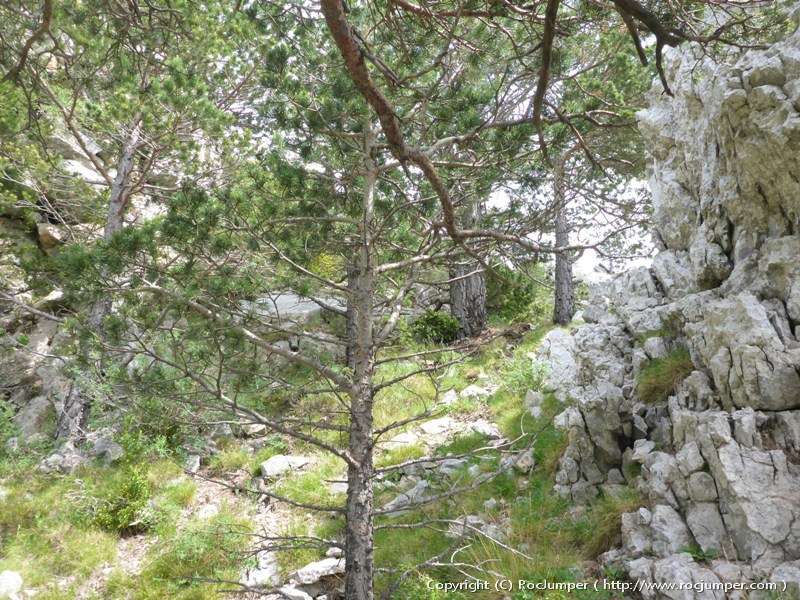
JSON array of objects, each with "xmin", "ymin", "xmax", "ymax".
[{"xmin": 538, "ymin": 21, "xmax": 800, "ymax": 596}]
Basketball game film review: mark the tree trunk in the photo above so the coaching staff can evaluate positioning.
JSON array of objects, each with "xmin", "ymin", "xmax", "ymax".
[
  {"xmin": 56, "ymin": 119, "xmax": 142, "ymax": 442},
  {"xmin": 345, "ymin": 260, "xmax": 358, "ymax": 369},
  {"xmin": 449, "ymin": 198, "xmax": 486, "ymax": 338},
  {"xmin": 344, "ymin": 133, "xmax": 376, "ymax": 600},
  {"xmin": 449, "ymin": 262, "xmax": 486, "ymax": 338},
  {"xmin": 552, "ymin": 155, "xmax": 575, "ymax": 325}
]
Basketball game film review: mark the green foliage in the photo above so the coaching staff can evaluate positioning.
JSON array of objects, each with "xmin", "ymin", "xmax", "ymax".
[
  {"xmin": 680, "ymin": 544, "xmax": 719, "ymax": 563},
  {"xmin": 636, "ymin": 347, "xmax": 694, "ymax": 403},
  {"xmin": 209, "ymin": 446, "xmax": 250, "ymax": 474},
  {"xmin": 487, "ymin": 265, "xmax": 539, "ymax": 321},
  {"xmin": 411, "ymin": 310, "xmax": 460, "ymax": 344},
  {"xmin": 88, "ymin": 466, "xmax": 154, "ymax": 534},
  {"xmin": 0, "ymin": 398, "xmax": 18, "ymax": 455},
  {"xmin": 501, "ymin": 353, "xmax": 547, "ymax": 397}
]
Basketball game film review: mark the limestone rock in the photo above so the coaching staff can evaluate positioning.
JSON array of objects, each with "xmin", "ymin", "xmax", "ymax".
[
  {"xmin": 0, "ymin": 571, "xmax": 22, "ymax": 600},
  {"xmin": 260, "ymin": 455, "xmax": 310, "ymax": 478},
  {"xmin": 292, "ymin": 557, "xmax": 345, "ymax": 586},
  {"xmin": 535, "ymin": 329, "xmax": 578, "ymax": 401},
  {"xmin": 650, "ymin": 505, "xmax": 692, "ymax": 556}
]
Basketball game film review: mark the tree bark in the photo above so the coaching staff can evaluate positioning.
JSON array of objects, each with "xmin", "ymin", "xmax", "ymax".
[
  {"xmin": 449, "ymin": 262, "xmax": 486, "ymax": 338},
  {"xmin": 56, "ymin": 119, "xmax": 142, "ymax": 441},
  {"xmin": 345, "ymin": 260, "xmax": 358, "ymax": 369},
  {"xmin": 552, "ymin": 155, "xmax": 575, "ymax": 325},
  {"xmin": 344, "ymin": 131, "xmax": 376, "ymax": 600},
  {"xmin": 449, "ymin": 198, "xmax": 486, "ymax": 338}
]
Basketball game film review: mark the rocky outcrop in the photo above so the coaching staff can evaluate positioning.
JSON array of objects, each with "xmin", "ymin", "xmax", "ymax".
[{"xmin": 538, "ymin": 16, "xmax": 800, "ymax": 597}]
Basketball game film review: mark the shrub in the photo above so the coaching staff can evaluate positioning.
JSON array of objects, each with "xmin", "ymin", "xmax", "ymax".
[
  {"xmin": 501, "ymin": 353, "xmax": 547, "ymax": 397},
  {"xmin": 89, "ymin": 467, "xmax": 153, "ymax": 534},
  {"xmin": 411, "ymin": 310, "xmax": 460, "ymax": 344},
  {"xmin": 487, "ymin": 265, "xmax": 535, "ymax": 320},
  {"xmin": 636, "ymin": 347, "xmax": 694, "ymax": 403}
]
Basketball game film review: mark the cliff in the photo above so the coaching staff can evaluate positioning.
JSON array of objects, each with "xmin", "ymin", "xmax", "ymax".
[{"xmin": 538, "ymin": 17, "xmax": 800, "ymax": 597}]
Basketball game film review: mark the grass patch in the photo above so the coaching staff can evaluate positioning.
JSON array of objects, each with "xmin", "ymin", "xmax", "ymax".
[
  {"xmin": 115, "ymin": 506, "xmax": 251, "ymax": 600},
  {"xmin": 208, "ymin": 446, "xmax": 250, "ymax": 475},
  {"xmin": 575, "ymin": 487, "xmax": 642, "ymax": 557},
  {"xmin": 376, "ymin": 442, "xmax": 427, "ymax": 469},
  {"xmin": 636, "ymin": 347, "xmax": 694, "ymax": 403}
]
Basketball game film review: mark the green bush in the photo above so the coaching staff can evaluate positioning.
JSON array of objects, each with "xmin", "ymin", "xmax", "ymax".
[
  {"xmin": 89, "ymin": 467, "xmax": 153, "ymax": 534},
  {"xmin": 411, "ymin": 310, "xmax": 460, "ymax": 344},
  {"xmin": 486, "ymin": 265, "xmax": 538, "ymax": 321},
  {"xmin": 636, "ymin": 347, "xmax": 694, "ymax": 404}
]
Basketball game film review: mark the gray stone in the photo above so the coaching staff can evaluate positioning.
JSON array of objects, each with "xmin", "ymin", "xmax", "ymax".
[
  {"xmin": 470, "ymin": 419, "xmax": 502, "ymax": 439},
  {"xmin": 292, "ymin": 557, "xmax": 345, "ymax": 586},
  {"xmin": 446, "ymin": 515, "xmax": 506, "ymax": 542},
  {"xmin": 535, "ymin": 329, "xmax": 578, "ymax": 401},
  {"xmin": 184, "ymin": 454, "xmax": 201, "ymax": 474},
  {"xmin": 687, "ymin": 471, "xmax": 717, "ymax": 502},
  {"xmin": 419, "ymin": 417, "xmax": 459, "ymax": 436},
  {"xmin": 12, "ymin": 396, "xmax": 52, "ymax": 439},
  {"xmin": 240, "ymin": 549, "xmax": 279, "ymax": 588},
  {"xmin": 260, "ymin": 455, "xmax": 310, "ymax": 478},
  {"xmin": 92, "ymin": 435, "xmax": 124, "ymax": 464},
  {"xmin": 631, "ymin": 439, "xmax": 655, "ymax": 463},
  {"xmin": 460, "ymin": 384, "xmax": 489, "ymax": 399},
  {"xmin": 652, "ymin": 554, "xmax": 724, "ymax": 600},
  {"xmin": 650, "ymin": 505, "xmax": 692, "ymax": 556},
  {"xmin": 278, "ymin": 585, "xmax": 313, "ymax": 600},
  {"xmin": 686, "ymin": 502, "xmax": 729, "ymax": 554},
  {"xmin": 524, "ymin": 389, "xmax": 545, "ymax": 419},
  {"xmin": 0, "ymin": 571, "xmax": 22, "ymax": 600},
  {"xmin": 440, "ymin": 389, "xmax": 458, "ymax": 405},
  {"xmin": 676, "ymin": 441, "xmax": 705, "ymax": 476},
  {"xmin": 383, "ymin": 479, "xmax": 429, "ymax": 514},
  {"xmin": 512, "ymin": 448, "xmax": 535, "ymax": 474},
  {"xmin": 384, "ymin": 431, "xmax": 419, "ymax": 449},
  {"xmin": 643, "ymin": 336, "xmax": 669, "ymax": 360}
]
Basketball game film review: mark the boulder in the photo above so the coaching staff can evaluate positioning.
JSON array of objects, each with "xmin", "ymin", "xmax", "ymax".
[
  {"xmin": 11, "ymin": 396, "xmax": 52, "ymax": 439},
  {"xmin": 0, "ymin": 571, "xmax": 22, "ymax": 600},
  {"xmin": 36, "ymin": 223, "xmax": 65, "ymax": 253},
  {"xmin": 260, "ymin": 455, "xmax": 310, "ymax": 478},
  {"xmin": 460, "ymin": 384, "xmax": 489, "ymax": 399}
]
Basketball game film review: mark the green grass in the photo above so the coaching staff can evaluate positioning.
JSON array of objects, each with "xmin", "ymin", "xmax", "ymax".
[
  {"xmin": 208, "ymin": 446, "xmax": 250, "ymax": 475},
  {"xmin": 636, "ymin": 347, "xmax": 694, "ymax": 403},
  {"xmin": 376, "ymin": 442, "xmax": 427, "ymax": 469},
  {"xmin": 0, "ymin": 471, "xmax": 118, "ymax": 592},
  {"xmin": 104, "ymin": 506, "xmax": 251, "ymax": 600},
  {"xmin": 0, "ymin": 454, "xmax": 211, "ymax": 598}
]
